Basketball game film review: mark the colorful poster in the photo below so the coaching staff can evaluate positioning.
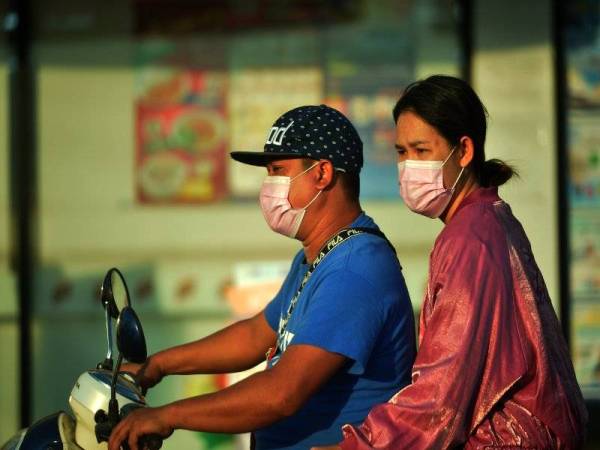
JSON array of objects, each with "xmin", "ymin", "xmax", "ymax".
[
  {"xmin": 571, "ymin": 211, "xmax": 600, "ymax": 397},
  {"xmin": 566, "ymin": 0, "xmax": 600, "ymax": 108},
  {"xmin": 227, "ymin": 29, "xmax": 323, "ymax": 198},
  {"xmin": 222, "ymin": 260, "xmax": 289, "ymax": 318},
  {"xmin": 566, "ymin": 0, "xmax": 600, "ymax": 400},
  {"xmin": 568, "ymin": 112, "xmax": 600, "ymax": 207},
  {"xmin": 228, "ymin": 67, "xmax": 323, "ymax": 197},
  {"xmin": 570, "ymin": 210, "xmax": 600, "ymax": 298},
  {"xmin": 324, "ymin": 25, "xmax": 414, "ymax": 199},
  {"xmin": 135, "ymin": 41, "xmax": 229, "ymax": 204},
  {"xmin": 568, "ymin": 52, "xmax": 600, "ymax": 109},
  {"xmin": 573, "ymin": 301, "xmax": 600, "ymax": 397}
]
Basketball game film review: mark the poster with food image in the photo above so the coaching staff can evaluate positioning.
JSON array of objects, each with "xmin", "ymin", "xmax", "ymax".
[{"xmin": 135, "ymin": 69, "xmax": 229, "ymax": 204}]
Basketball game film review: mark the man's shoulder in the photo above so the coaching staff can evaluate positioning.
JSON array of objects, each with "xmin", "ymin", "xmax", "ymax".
[
  {"xmin": 339, "ymin": 227, "xmax": 398, "ymax": 267},
  {"xmin": 306, "ymin": 212, "xmax": 402, "ymax": 289},
  {"xmin": 315, "ymin": 231, "xmax": 404, "ymax": 298}
]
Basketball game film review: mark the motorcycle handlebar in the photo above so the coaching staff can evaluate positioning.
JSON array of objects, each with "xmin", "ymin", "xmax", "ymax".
[
  {"xmin": 118, "ymin": 404, "xmax": 163, "ymax": 450},
  {"xmin": 120, "ymin": 434, "xmax": 163, "ymax": 450}
]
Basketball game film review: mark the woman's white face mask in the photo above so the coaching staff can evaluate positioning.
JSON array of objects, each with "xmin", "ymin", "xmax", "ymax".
[
  {"xmin": 397, "ymin": 146, "xmax": 465, "ymax": 218},
  {"xmin": 259, "ymin": 162, "xmax": 322, "ymax": 238}
]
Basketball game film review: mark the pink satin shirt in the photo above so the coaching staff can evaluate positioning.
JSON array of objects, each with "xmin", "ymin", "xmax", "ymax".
[{"xmin": 340, "ymin": 187, "xmax": 588, "ymax": 449}]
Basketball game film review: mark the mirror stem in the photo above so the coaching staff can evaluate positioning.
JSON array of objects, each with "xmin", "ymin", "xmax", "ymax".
[
  {"xmin": 108, "ymin": 353, "xmax": 124, "ymax": 423},
  {"xmin": 106, "ymin": 308, "xmax": 113, "ymax": 362}
]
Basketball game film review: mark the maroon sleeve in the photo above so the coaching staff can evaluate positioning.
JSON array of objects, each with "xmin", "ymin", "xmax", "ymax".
[{"xmin": 340, "ymin": 236, "xmax": 529, "ymax": 449}]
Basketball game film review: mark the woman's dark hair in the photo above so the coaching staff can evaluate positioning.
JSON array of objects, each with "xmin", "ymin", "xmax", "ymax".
[{"xmin": 392, "ymin": 75, "xmax": 517, "ymax": 187}]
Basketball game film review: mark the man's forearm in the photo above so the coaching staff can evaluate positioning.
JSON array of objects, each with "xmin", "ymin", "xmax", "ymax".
[
  {"xmin": 159, "ymin": 366, "xmax": 293, "ymax": 433},
  {"xmin": 157, "ymin": 344, "xmax": 348, "ymax": 434},
  {"xmin": 109, "ymin": 344, "xmax": 348, "ymax": 450},
  {"xmin": 153, "ymin": 312, "xmax": 275, "ymax": 376}
]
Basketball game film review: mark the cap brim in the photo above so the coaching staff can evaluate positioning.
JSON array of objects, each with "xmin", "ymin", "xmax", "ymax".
[{"xmin": 230, "ymin": 151, "xmax": 308, "ymax": 167}]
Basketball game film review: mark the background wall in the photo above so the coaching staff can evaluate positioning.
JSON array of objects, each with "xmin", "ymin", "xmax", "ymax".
[
  {"xmin": 0, "ymin": 48, "xmax": 21, "ymax": 442},
  {"xmin": 473, "ymin": 0, "xmax": 559, "ymax": 308}
]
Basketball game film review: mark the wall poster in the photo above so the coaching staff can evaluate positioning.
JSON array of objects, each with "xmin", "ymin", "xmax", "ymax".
[
  {"xmin": 565, "ymin": 0, "xmax": 600, "ymax": 398},
  {"xmin": 135, "ymin": 40, "xmax": 229, "ymax": 204}
]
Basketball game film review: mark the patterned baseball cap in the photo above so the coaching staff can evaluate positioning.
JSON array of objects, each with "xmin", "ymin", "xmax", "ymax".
[{"xmin": 230, "ymin": 104, "xmax": 363, "ymax": 173}]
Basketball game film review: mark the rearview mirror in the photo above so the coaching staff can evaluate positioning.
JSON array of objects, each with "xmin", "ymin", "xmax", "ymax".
[
  {"xmin": 116, "ymin": 306, "xmax": 147, "ymax": 363},
  {"xmin": 101, "ymin": 268, "xmax": 131, "ymax": 319},
  {"xmin": 98, "ymin": 267, "xmax": 132, "ymax": 371}
]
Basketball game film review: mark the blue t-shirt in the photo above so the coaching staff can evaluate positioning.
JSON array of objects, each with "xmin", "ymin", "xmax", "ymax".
[{"xmin": 255, "ymin": 213, "xmax": 416, "ymax": 450}]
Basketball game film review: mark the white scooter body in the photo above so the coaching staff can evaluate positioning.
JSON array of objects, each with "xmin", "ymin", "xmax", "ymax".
[
  {"xmin": 2, "ymin": 370, "xmax": 146, "ymax": 450},
  {"xmin": 1, "ymin": 268, "xmax": 157, "ymax": 450},
  {"xmin": 69, "ymin": 369, "xmax": 146, "ymax": 449}
]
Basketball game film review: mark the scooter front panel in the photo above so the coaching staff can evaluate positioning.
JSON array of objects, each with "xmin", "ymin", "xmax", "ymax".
[{"xmin": 17, "ymin": 412, "xmax": 63, "ymax": 450}]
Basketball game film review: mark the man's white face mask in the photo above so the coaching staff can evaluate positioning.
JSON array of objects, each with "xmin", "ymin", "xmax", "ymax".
[{"xmin": 259, "ymin": 162, "xmax": 322, "ymax": 238}]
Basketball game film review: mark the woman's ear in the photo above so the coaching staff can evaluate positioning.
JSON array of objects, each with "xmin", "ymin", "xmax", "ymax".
[{"xmin": 459, "ymin": 136, "xmax": 475, "ymax": 168}]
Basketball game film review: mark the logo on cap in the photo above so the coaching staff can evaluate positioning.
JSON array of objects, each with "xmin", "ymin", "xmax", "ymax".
[{"xmin": 265, "ymin": 120, "xmax": 294, "ymax": 146}]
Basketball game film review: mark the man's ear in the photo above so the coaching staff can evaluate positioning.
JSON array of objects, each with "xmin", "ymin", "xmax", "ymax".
[
  {"xmin": 314, "ymin": 160, "xmax": 335, "ymax": 190},
  {"xmin": 458, "ymin": 136, "xmax": 475, "ymax": 168}
]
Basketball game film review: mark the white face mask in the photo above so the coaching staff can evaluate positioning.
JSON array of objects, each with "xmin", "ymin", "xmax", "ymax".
[
  {"xmin": 397, "ymin": 146, "xmax": 465, "ymax": 218},
  {"xmin": 259, "ymin": 162, "xmax": 322, "ymax": 238}
]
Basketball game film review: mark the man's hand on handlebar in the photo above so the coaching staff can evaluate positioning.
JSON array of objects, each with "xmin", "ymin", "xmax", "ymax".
[
  {"xmin": 108, "ymin": 406, "xmax": 172, "ymax": 450},
  {"xmin": 121, "ymin": 357, "xmax": 164, "ymax": 395}
]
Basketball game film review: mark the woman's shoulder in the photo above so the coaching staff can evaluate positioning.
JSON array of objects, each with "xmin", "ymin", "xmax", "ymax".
[{"xmin": 434, "ymin": 199, "xmax": 509, "ymax": 261}]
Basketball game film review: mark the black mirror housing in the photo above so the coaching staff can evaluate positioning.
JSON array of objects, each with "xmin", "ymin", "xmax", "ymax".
[{"xmin": 116, "ymin": 306, "xmax": 147, "ymax": 364}]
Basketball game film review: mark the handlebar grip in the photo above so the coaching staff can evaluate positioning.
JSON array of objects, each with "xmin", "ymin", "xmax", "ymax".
[
  {"xmin": 139, "ymin": 434, "xmax": 163, "ymax": 450},
  {"xmin": 120, "ymin": 434, "xmax": 163, "ymax": 450},
  {"xmin": 118, "ymin": 405, "xmax": 163, "ymax": 449}
]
